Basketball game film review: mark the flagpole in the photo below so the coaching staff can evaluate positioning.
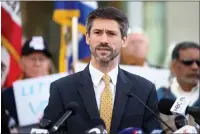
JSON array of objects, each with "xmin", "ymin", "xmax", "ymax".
[
  {"xmin": 72, "ymin": 17, "xmax": 78, "ymax": 73},
  {"xmin": 59, "ymin": 25, "xmax": 67, "ymax": 73}
]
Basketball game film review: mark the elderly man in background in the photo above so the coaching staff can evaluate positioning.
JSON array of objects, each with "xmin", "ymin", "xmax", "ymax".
[
  {"xmin": 120, "ymin": 28, "xmax": 150, "ymax": 67},
  {"xmin": 157, "ymin": 41, "xmax": 200, "ymax": 133},
  {"xmin": 2, "ymin": 36, "xmax": 55, "ymax": 133}
]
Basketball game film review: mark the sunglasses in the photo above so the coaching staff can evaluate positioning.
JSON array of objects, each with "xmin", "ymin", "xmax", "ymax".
[{"xmin": 179, "ymin": 59, "xmax": 200, "ymax": 67}]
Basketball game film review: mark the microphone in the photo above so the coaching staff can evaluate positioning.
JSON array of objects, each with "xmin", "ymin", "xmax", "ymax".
[
  {"xmin": 127, "ymin": 93, "xmax": 175, "ymax": 132},
  {"xmin": 30, "ymin": 119, "xmax": 51, "ymax": 133},
  {"xmin": 85, "ymin": 118, "xmax": 108, "ymax": 134},
  {"xmin": 50, "ymin": 102, "xmax": 80, "ymax": 133},
  {"xmin": 174, "ymin": 115, "xmax": 198, "ymax": 133},
  {"xmin": 39, "ymin": 119, "xmax": 51, "ymax": 129},
  {"xmin": 150, "ymin": 129, "xmax": 165, "ymax": 134},
  {"xmin": 173, "ymin": 125, "xmax": 198, "ymax": 133},
  {"xmin": 159, "ymin": 98, "xmax": 199, "ymax": 133},
  {"xmin": 158, "ymin": 98, "xmax": 174, "ymax": 115},
  {"xmin": 170, "ymin": 96, "xmax": 190, "ymax": 116},
  {"xmin": 158, "ymin": 98, "xmax": 200, "ymax": 125},
  {"xmin": 118, "ymin": 127, "xmax": 143, "ymax": 134},
  {"xmin": 174, "ymin": 115, "xmax": 188, "ymax": 129},
  {"xmin": 186, "ymin": 107, "xmax": 200, "ymax": 125},
  {"xmin": 30, "ymin": 128, "xmax": 49, "ymax": 134}
]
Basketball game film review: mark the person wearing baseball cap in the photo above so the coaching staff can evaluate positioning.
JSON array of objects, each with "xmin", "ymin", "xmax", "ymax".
[
  {"xmin": 20, "ymin": 36, "xmax": 54, "ymax": 78},
  {"xmin": 2, "ymin": 36, "xmax": 56, "ymax": 132}
]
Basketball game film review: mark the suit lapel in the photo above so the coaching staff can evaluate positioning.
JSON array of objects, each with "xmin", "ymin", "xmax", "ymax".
[
  {"xmin": 110, "ymin": 67, "xmax": 132, "ymax": 134},
  {"xmin": 78, "ymin": 64, "xmax": 100, "ymax": 119}
]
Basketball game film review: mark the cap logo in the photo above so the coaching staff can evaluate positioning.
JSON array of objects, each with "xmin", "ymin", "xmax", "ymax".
[{"xmin": 29, "ymin": 36, "xmax": 45, "ymax": 50}]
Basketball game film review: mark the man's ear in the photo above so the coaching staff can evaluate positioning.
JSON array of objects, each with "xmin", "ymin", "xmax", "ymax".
[
  {"xmin": 122, "ymin": 36, "xmax": 128, "ymax": 48},
  {"xmin": 170, "ymin": 60, "xmax": 176, "ymax": 75},
  {"xmin": 85, "ymin": 32, "xmax": 89, "ymax": 45},
  {"xmin": 19, "ymin": 57, "xmax": 25, "ymax": 71}
]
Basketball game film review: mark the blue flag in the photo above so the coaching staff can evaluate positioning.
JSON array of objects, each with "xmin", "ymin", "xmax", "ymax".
[{"xmin": 53, "ymin": 1, "xmax": 98, "ymax": 73}]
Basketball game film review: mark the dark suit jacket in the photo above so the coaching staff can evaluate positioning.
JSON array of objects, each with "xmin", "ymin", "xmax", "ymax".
[
  {"xmin": 43, "ymin": 65, "xmax": 161, "ymax": 134},
  {"xmin": 2, "ymin": 87, "xmax": 19, "ymax": 125},
  {"xmin": 2, "ymin": 96, "xmax": 11, "ymax": 134}
]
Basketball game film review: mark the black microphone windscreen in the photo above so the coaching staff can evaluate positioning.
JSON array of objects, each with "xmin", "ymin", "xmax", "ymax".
[
  {"xmin": 187, "ymin": 106, "xmax": 200, "ymax": 114},
  {"xmin": 66, "ymin": 102, "xmax": 80, "ymax": 115},
  {"xmin": 174, "ymin": 115, "xmax": 188, "ymax": 129},
  {"xmin": 158, "ymin": 98, "xmax": 175, "ymax": 115},
  {"xmin": 88, "ymin": 118, "xmax": 106, "ymax": 129},
  {"xmin": 187, "ymin": 106, "xmax": 200, "ymax": 123},
  {"xmin": 39, "ymin": 118, "xmax": 51, "ymax": 129}
]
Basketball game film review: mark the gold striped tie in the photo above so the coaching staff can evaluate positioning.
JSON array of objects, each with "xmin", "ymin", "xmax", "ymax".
[{"xmin": 100, "ymin": 74, "xmax": 113, "ymax": 133}]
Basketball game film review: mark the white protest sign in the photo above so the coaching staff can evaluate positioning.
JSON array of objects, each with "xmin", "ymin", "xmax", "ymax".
[
  {"xmin": 13, "ymin": 73, "xmax": 68, "ymax": 127},
  {"xmin": 121, "ymin": 64, "xmax": 170, "ymax": 89},
  {"xmin": 75, "ymin": 62, "xmax": 170, "ymax": 89}
]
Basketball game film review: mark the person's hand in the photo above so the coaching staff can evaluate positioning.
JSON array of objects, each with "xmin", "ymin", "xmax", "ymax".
[{"xmin": 10, "ymin": 127, "xmax": 19, "ymax": 133}]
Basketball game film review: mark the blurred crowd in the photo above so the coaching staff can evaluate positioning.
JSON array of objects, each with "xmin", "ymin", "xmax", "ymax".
[
  {"xmin": 2, "ymin": 29, "xmax": 199, "ymax": 133},
  {"xmin": 1, "ymin": 7, "xmax": 200, "ymax": 134}
]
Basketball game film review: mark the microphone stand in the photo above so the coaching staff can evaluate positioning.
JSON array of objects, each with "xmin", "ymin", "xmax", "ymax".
[
  {"xmin": 128, "ymin": 93, "xmax": 175, "ymax": 132},
  {"xmin": 49, "ymin": 124, "xmax": 68, "ymax": 134}
]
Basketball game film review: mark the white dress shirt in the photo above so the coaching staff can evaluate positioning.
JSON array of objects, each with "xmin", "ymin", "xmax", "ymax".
[{"xmin": 89, "ymin": 63, "xmax": 118, "ymax": 110}]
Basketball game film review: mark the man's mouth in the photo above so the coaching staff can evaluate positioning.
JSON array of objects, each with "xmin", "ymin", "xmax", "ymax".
[
  {"xmin": 188, "ymin": 74, "xmax": 200, "ymax": 79},
  {"xmin": 97, "ymin": 47, "xmax": 110, "ymax": 51}
]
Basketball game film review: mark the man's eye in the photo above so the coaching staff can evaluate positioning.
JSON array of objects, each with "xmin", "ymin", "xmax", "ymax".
[
  {"xmin": 94, "ymin": 31, "xmax": 100, "ymax": 34},
  {"xmin": 109, "ymin": 32, "xmax": 116, "ymax": 36}
]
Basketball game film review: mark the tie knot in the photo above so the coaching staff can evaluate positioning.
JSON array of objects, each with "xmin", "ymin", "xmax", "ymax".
[{"xmin": 102, "ymin": 74, "xmax": 110, "ymax": 84}]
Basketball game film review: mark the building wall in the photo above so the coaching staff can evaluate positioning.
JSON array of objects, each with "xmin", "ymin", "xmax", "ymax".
[
  {"xmin": 166, "ymin": 2, "xmax": 199, "ymax": 45},
  {"xmin": 163, "ymin": 2, "xmax": 199, "ymax": 67},
  {"xmin": 144, "ymin": 2, "xmax": 166, "ymax": 66}
]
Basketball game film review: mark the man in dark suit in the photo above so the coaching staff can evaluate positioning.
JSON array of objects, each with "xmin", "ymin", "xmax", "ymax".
[{"xmin": 42, "ymin": 7, "xmax": 161, "ymax": 134}]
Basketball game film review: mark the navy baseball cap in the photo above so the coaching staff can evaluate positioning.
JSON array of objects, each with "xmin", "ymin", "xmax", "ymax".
[{"xmin": 21, "ymin": 36, "xmax": 52, "ymax": 58}]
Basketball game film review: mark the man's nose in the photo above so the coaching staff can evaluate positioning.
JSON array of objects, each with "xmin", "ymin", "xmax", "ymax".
[
  {"xmin": 35, "ymin": 59, "xmax": 41, "ymax": 66},
  {"xmin": 191, "ymin": 61, "xmax": 199, "ymax": 70},
  {"xmin": 100, "ymin": 33, "xmax": 109, "ymax": 44}
]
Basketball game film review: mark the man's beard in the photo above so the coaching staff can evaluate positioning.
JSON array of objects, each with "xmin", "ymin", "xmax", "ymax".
[
  {"xmin": 181, "ymin": 75, "xmax": 200, "ymax": 85},
  {"xmin": 91, "ymin": 43, "xmax": 120, "ymax": 64}
]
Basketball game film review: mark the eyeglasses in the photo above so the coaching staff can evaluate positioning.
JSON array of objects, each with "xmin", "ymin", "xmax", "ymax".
[
  {"xmin": 27, "ymin": 56, "xmax": 48, "ymax": 63},
  {"xmin": 179, "ymin": 59, "xmax": 200, "ymax": 67}
]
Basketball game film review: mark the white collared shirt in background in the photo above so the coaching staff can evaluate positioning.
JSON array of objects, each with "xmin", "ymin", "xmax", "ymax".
[{"xmin": 170, "ymin": 78, "xmax": 199, "ymax": 106}]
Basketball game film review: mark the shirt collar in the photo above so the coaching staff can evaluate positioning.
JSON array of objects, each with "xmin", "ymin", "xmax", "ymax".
[
  {"xmin": 107, "ymin": 64, "xmax": 118, "ymax": 86},
  {"xmin": 89, "ymin": 62, "xmax": 118, "ymax": 86}
]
